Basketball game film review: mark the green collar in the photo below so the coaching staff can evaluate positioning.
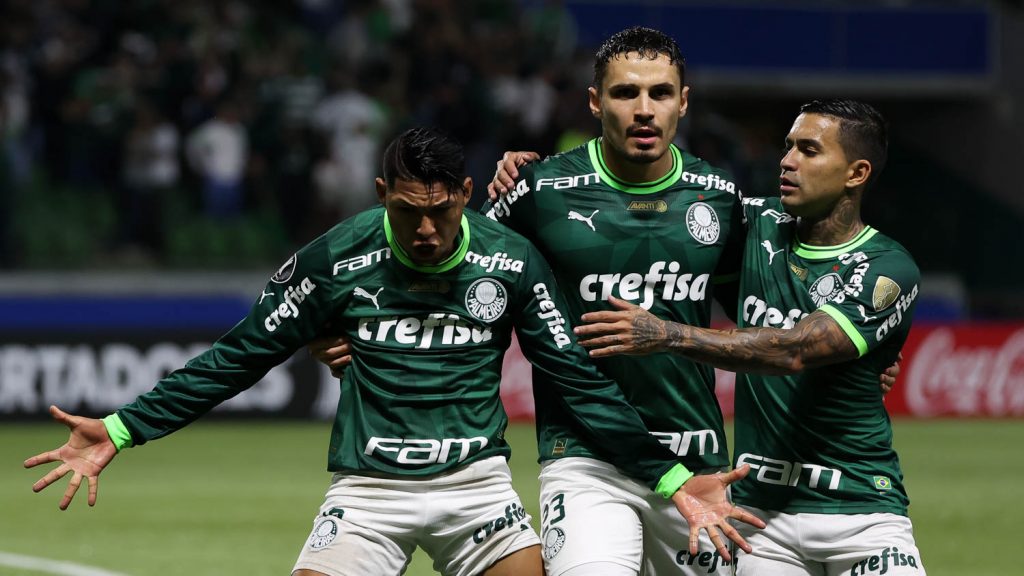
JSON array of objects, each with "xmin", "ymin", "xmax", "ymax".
[
  {"xmin": 794, "ymin": 226, "xmax": 877, "ymax": 260},
  {"xmin": 383, "ymin": 211, "xmax": 471, "ymax": 273},
  {"xmin": 587, "ymin": 138, "xmax": 684, "ymax": 195}
]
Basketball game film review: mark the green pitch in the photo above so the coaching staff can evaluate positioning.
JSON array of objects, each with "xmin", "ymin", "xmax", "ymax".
[{"xmin": 3, "ymin": 420, "xmax": 1021, "ymax": 575}]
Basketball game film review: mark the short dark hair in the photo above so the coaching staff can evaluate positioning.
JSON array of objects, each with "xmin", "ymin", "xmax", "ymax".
[
  {"xmin": 593, "ymin": 27, "xmax": 686, "ymax": 90},
  {"xmin": 381, "ymin": 127, "xmax": 466, "ymax": 195},
  {"xmin": 800, "ymin": 98, "xmax": 889, "ymax": 189}
]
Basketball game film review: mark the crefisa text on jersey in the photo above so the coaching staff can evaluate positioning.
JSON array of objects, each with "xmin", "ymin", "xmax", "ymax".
[
  {"xmin": 263, "ymin": 277, "xmax": 318, "ymax": 332},
  {"xmin": 532, "ymin": 283, "xmax": 570, "ymax": 349}
]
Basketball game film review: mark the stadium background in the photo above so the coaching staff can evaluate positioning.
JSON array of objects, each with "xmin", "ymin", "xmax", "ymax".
[{"xmin": 2, "ymin": 0, "xmax": 1023, "ymax": 574}]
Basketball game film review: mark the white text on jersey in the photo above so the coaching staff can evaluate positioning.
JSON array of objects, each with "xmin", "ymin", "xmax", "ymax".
[
  {"xmin": 465, "ymin": 251, "xmax": 524, "ymax": 273},
  {"xmin": 333, "ymin": 247, "xmax": 391, "ymax": 275},
  {"xmin": 264, "ymin": 277, "xmax": 317, "ymax": 332},
  {"xmin": 532, "ymin": 283, "xmax": 571, "ymax": 349},
  {"xmin": 357, "ymin": 313, "xmax": 493, "ymax": 348},
  {"xmin": 486, "ymin": 179, "xmax": 531, "ymax": 220},
  {"xmin": 652, "ymin": 429, "xmax": 720, "ymax": 456},
  {"xmin": 537, "ymin": 173, "xmax": 600, "ymax": 190},
  {"xmin": 364, "ymin": 436, "xmax": 488, "ymax": 465},
  {"xmin": 680, "ymin": 171, "xmax": 737, "ymax": 194},
  {"xmin": 579, "ymin": 262, "xmax": 710, "ymax": 310},
  {"xmin": 742, "ymin": 295, "xmax": 807, "ymax": 329},
  {"xmin": 736, "ymin": 453, "xmax": 842, "ymax": 490},
  {"xmin": 875, "ymin": 284, "xmax": 919, "ymax": 342}
]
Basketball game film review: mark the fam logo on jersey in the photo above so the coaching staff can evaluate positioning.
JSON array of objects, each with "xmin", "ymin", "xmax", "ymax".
[
  {"xmin": 271, "ymin": 254, "xmax": 297, "ymax": 284},
  {"xmin": 873, "ymin": 276, "xmax": 901, "ymax": 311},
  {"xmin": 307, "ymin": 517, "xmax": 338, "ymax": 551},
  {"xmin": 808, "ymin": 273, "xmax": 845, "ymax": 307},
  {"xmin": 627, "ymin": 199, "xmax": 668, "ymax": 213},
  {"xmin": 762, "ymin": 208, "xmax": 795, "ymax": 224},
  {"xmin": 685, "ymin": 202, "xmax": 720, "ymax": 245},
  {"xmin": 465, "ymin": 278, "xmax": 507, "ymax": 323},
  {"xmin": 542, "ymin": 527, "xmax": 566, "ymax": 560},
  {"xmin": 333, "ymin": 247, "xmax": 391, "ymax": 275}
]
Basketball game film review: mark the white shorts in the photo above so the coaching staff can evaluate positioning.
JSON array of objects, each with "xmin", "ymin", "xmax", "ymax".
[
  {"xmin": 292, "ymin": 456, "xmax": 540, "ymax": 576},
  {"xmin": 539, "ymin": 457, "xmax": 732, "ymax": 576},
  {"xmin": 734, "ymin": 507, "xmax": 926, "ymax": 576}
]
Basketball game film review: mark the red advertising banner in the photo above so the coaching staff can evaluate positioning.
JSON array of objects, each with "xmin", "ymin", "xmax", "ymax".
[{"xmin": 498, "ymin": 324, "xmax": 1024, "ymax": 421}]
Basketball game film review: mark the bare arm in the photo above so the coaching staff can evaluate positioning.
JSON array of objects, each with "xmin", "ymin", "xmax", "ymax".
[{"xmin": 575, "ymin": 296, "xmax": 858, "ymax": 374}]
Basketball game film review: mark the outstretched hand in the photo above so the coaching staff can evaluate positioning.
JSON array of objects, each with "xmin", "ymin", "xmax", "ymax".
[
  {"xmin": 575, "ymin": 295, "xmax": 668, "ymax": 357},
  {"xmin": 308, "ymin": 336, "xmax": 353, "ymax": 378},
  {"xmin": 24, "ymin": 405, "xmax": 118, "ymax": 510},
  {"xmin": 486, "ymin": 151, "xmax": 541, "ymax": 201},
  {"xmin": 671, "ymin": 465, "xmax": 766, "ymax": 562}
]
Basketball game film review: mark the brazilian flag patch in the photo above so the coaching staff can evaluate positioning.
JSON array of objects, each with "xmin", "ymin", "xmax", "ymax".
[{"xmin": 873, "ymin": 476, "xmax": 892, "ymax": 490}]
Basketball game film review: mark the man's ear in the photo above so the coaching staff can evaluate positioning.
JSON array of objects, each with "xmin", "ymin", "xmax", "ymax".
[
  {"xmin": 462, "ymin": 177, "xmax": 473, "ymax": 202},
  {"xmin": 375, "ymin": 177, "xmax": 387, "ymax": 205},
  {"xmin": 588, "ymin": 86, "xmax": 602, "ymax": 119},
  {"xmin": 846, "ymin": 160, "xmax": 872, "ymax": 190}
]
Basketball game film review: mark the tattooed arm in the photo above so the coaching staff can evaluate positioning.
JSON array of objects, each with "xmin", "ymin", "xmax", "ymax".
[{"xmin": 574, "ymin": 295, "xmax": 857, "ymax": 374}]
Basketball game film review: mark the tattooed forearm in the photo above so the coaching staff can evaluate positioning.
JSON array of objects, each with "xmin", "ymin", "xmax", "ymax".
[
  {"xmin": 661, "ymin": 310, "xmax": 858, "ymax": 374},
  {"xmin": 630, "ymin": 313, "xmax": 669, "ymax": 353}
]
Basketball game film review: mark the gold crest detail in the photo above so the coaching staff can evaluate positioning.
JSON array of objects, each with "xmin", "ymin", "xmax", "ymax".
[{"xmin": 872, "ymin": 276, "xmax": 901, "ymax": 311}]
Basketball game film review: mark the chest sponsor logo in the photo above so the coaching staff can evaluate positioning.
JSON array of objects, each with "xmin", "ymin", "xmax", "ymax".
[
  {"xmin": 532, "ymin": 283, "xmax": 571, "ymax": 349},
  {"xmin": 834, "ymin": 252, "xmax": 871, "ymax": 303},
  {"xmin": 465, "ymin": 251, "xmax": 524, "ymax": 274},
  {"xmin": 567, "ymin": 209, "xmax": 599, "ymax": 232},
  {"xmin": 875, "ymin": 284, "xmax": 919, "ymax": 342},
  {"xmin": 736, "ymin": 453, "xmax": 843, "ymax": 490},
  {"xmin": 473, "ymin": 502, "xmax": 530, "ymax": 544},
  {"xmin": 357, "ymin": 313, "xmax": 493, "ymax": 348},
  {"xmin": 465, "ymin": 278, "xmax": 508, "ymax": 323},
  {"xmin": 762, "ymin": 208, "xmax": 795, "ymax": 224},
  {"xmin": 537, "ymin": 173, "xmax": 600, "ymax": 190},
  {"xmin": 809, "ymin": 273, "xmax": 845, "ymax": 307},
  {"xmin": 627, "ymin": 199, "xmax": 668, "ymax": 212},
  {"xmin": 742, "ymin": 295, "xmax": 807, "ymax": 329},
  {"xmin": 685, "ymin": 202, "xmax": 720, "ymax": 245},
  {"xmin": 485, "ymin": 179, "xmax": 531, "ymax": 220},
  {"xmin": 651, "ymin": 429, "xmax": 720, "ymax": 456},
  {"xmin": 848, "ymin": 546, "xmax": 920, "ymax": 575},
  {"xmin": 680, "ymin": 171, "xmax": 737, "ymax": 193},
  {"xmin": 761, "ymin": 240, "xmax": 784, "ymax": 265},
  {"xmin": 353, "ymin": 286, "xmax": 383, "ymax": 310},
  {"xmin": 364, "ymin": 436, "xmax": 488, "ymax": 465},
  {"xmin": 264, "ymin": 277, "xmax": 318, "ymax": 332},
  {"xmin": 271, "ymin": 254, "xmax": 297, "ymax": 284},
  {"xmin": 873, "ymin": 276, "xmax": 901, "ymax": 311},
  {"xmin": 333, "ymin": 247, "xmax": 391, "ymax": 275},
  {"xmin": 580, "ymin": 262, "xmax": 710, "ymax": 310}
]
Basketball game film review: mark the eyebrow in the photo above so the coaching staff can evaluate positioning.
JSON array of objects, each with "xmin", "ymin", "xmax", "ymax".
[{"xmin": 785, "ymin": 137, "xmax": 822, "ymax": 149}]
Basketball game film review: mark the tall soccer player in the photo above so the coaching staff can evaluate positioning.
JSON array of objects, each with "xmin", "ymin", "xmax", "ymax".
[
  {"xmin": 576, "ymin": 99, "xmax": 928, "ymax": 575},
  {"xmin": 24, "ymin": 127, "xmax": 760, "ymax": 576}
]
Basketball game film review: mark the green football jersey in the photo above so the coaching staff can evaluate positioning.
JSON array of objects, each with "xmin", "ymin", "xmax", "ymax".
[
  {"xmin": 732, "ymin": 196, "xmax": 920, "ymax": 515},
  {"xmin": 484, "ymin": 139, "xmax": 743, "ymax": 472},
  {"xmin": 114, "ymin": 208, "xmax": 682, "ymax": 485}
]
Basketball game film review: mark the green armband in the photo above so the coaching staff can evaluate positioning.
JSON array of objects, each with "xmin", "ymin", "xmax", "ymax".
[
  {"xmin": 102, "ymin": 413, "xmax": 134, "ymax": 452},
  {"xmin": 655, "ymin": 463, "xmax": 695, "ymax": 499}
]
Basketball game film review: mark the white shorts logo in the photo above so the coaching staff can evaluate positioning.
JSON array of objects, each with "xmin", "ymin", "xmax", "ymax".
[
  {"xmin": 686, "ymin": 202, "xmax": 720, "ymax": 245},
  {"xmin": 465, "ymin": 278, "xmax": 507, "ymax": 323},
  {"xmin": 308, "ymin": 518, "xmax": 338, "ymax": 551},
  {"xmin": 542, "ymin": 527, "xmax": 566, "ymax": 560}
]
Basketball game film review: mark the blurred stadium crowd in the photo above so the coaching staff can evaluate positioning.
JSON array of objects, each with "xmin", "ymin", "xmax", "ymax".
[{"xmin": 0, "ymin": 0, "xmax": 625, "ymax": 268}]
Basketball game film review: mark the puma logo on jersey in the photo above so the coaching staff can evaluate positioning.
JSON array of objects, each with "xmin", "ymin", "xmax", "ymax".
[
  {"xmin": 258, "ymin": 289, "xmax": 273, "ymax": 304},
  {"xmin": 354, "ymin": 287, "xmax": 383, "ymax": 310},
  {"xmin": 857, "ymin": 305, "xmax": 878, "ymax": 324},
  {"xmin": 568, "ymin": 209, "xmax": 599, "ymax": 231},
  {"xmin": 761, "ymin": 240, "xmax": 784, "ymax": 265}
]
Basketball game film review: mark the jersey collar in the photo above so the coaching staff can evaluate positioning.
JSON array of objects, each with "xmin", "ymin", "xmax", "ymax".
[
  {"xmin": 793, "ymin": 226, "xmax": 877, "ymax": 260},
  {"xmin": 587, "ymin": 138, "xmax": 684, "ymax": 195},
  {"xmin": 383, "ymin": 211, "xmax": 470, "ymax": 273}
]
